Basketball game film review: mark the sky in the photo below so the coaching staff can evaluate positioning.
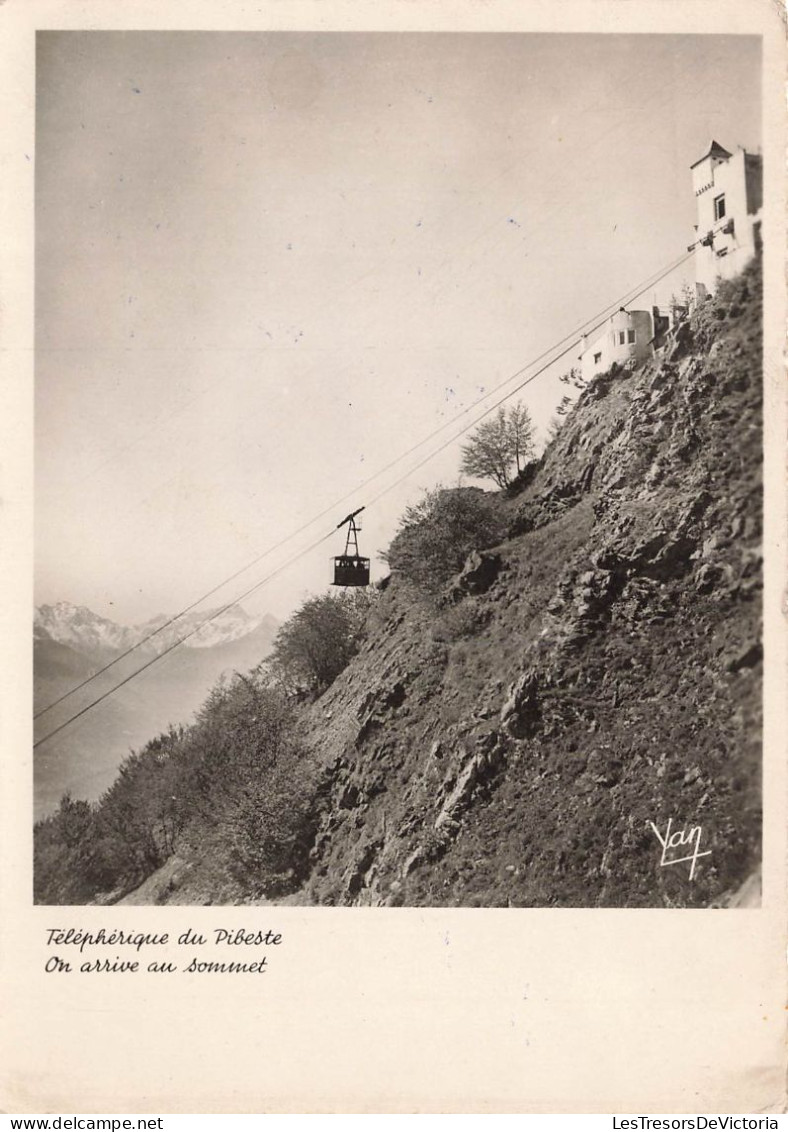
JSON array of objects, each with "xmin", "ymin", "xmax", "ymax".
[{"xmin": 35, "ymin": 31, "xmax": 761, "ymax": 625}]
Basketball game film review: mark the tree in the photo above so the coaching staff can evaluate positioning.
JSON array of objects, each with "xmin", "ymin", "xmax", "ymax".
[
  {"xmin": 33, "ymin": 667, "xmax": 324, "ymax": 904},
  {"xmin": 268, "ymin": 591, "xmax": 371, "ymax": 695},
  {"xmin": 383, "ymin": 485, "xmax": 506, "ymax": 595},
  {"xmin": 184, "ymin": 673, "xmax": 320, "ymax": 896},
  {"xmin": 460, "ymin": 402, "xmax": 536, "ymax": 488}
]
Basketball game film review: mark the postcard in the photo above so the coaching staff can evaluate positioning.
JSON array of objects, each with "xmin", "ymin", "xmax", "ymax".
[{"xmin": 1, "ymin": 0, "xmax": 785, "ymax": 1114}]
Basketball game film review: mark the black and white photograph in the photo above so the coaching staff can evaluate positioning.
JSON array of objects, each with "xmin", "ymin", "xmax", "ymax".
[
  {"xmin": 1, "ymin": 0, "xmax": 785, "ymax": 1116},
  {"xmin": 31, "ymin": 29, "xmax": 767, "ymax": 910}
]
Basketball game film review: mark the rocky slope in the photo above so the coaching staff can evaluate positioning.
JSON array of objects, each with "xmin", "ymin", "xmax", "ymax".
[
  {"xmin": 107, "ymin": 261, "xmax": 763, "ymax": 910},
  {"xmin": 297, "ymin": 262, "xmax": 763, "ymax": 908}
]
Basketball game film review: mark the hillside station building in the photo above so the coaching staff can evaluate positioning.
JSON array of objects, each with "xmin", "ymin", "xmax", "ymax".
[
  {"xmin": 579, "ymin": 140, "xmax": 763, "ymax": 384},
  {"xmin": 689, "ymin": 140, "xmax": 762, "ymax": 297}
]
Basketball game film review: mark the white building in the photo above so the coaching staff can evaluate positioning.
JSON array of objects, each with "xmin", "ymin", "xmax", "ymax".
[
  {"xmin": 690, "ymin": 140, "xmax": 763, "ymax": 297},
  {"xmin": 576, "ymin": 139, "xmax": 761, "ymax": 383},
  {"xmin": 579, "ymin": 308, "xmax": 655, "ymax": 384}
]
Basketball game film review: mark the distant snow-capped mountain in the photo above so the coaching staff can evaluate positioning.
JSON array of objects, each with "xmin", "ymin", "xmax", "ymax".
[
  {"xmin": 34, "ymin": 601, "xmax": 278, "ymax": 656},
  {"xmin": 34, "ymin": 600, "xmax": 281, "ymax": 821},
  {"xmin": 35, "ymin": 602, "xmax": 138, "ymax": 653},
  {"xmin": 132, "ymin": 604, "xmax": 278, "ymax": 652}
]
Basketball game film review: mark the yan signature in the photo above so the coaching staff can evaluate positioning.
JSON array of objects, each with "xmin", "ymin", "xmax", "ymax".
[{"xmin": 649, "ymin": 817, "xmax": 711, "ymax": 881}]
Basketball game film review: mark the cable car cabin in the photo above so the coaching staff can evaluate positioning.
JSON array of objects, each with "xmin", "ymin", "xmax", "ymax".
[
  {"xmin": 333, "ymin": 554, "xmax": 371, "ymax": 587},
  {"xmin": 333, "ymin": 507, "xmax": 370, "ymax": 588}
]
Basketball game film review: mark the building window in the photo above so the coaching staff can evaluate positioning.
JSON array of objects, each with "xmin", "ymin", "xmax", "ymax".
[
  {"xmin": 627, "ymin": 329, "xmax": 636, "ymax": 344},
  {"xmin": 617, "ymin": 331, "xmax": 626, "ymax": 345},
  {"xmin": 714, "ymin": 194, "xmax": 726, "ymax": 221},
  {"xmin": 593, "ymin": 352, "xmax": 602, "ymax": 364}
]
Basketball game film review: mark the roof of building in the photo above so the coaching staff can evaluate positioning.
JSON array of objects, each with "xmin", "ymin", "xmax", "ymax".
[{"xmin": 690, "ymin": 140, "xmax": 733, "ymax": 170}]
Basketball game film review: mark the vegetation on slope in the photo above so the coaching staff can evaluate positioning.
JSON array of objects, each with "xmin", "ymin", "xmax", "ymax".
[
  {"xmin": 35, "ymin": 673, "xmax": 323, "ymax": 904},
  {"xmin": 383, "ymin": 486, "xmax": 507, "ymax": 595}
]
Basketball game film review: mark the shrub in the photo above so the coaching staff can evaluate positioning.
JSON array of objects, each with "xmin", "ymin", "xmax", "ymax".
[
  {"xmin": 506, "ymin": 457, "xmax": 541, "ymax": 497},
  {"xmin": 267, "ymin": 589, "xmax": 373, "ymax": 696},
  {"xmin": 183, "ymin": 673, "xmax": 321, "ymax": 895},
  {"xmin": 431, "ymin": 601, "xmax": 489, "ymax": 643},
  {"xmin": 383, "ymin": 485, "xmax": 506, "ymax": 595}
]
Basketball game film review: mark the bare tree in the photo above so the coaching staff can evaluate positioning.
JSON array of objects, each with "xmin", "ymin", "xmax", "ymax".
[
  {"xmin": 508, "ymin": 402, "xmax": 537, "ymax": 475},
  {"xmin": 460, "ymin": 403, "xmax": 536, "ymax": 488}
]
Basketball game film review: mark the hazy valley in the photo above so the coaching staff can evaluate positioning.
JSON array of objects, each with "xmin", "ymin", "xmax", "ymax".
[{"xmin": 34, "ymin": 603, "xmax": 278, "ymax": 820}]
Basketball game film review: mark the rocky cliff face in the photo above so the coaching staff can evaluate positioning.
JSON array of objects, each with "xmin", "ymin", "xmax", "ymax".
[{"xmin": 300, "ymin": 263, "xmax": 762, "ymax": 908}]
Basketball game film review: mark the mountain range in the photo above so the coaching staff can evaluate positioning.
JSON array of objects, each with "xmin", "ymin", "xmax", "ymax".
[
  {"xmin": 34, "ymin": 601, "xmax": 279, "ymax": 821},
  {"xmin": 35, "ymin": 600, "xmax": 275, "ymax": 654}
]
